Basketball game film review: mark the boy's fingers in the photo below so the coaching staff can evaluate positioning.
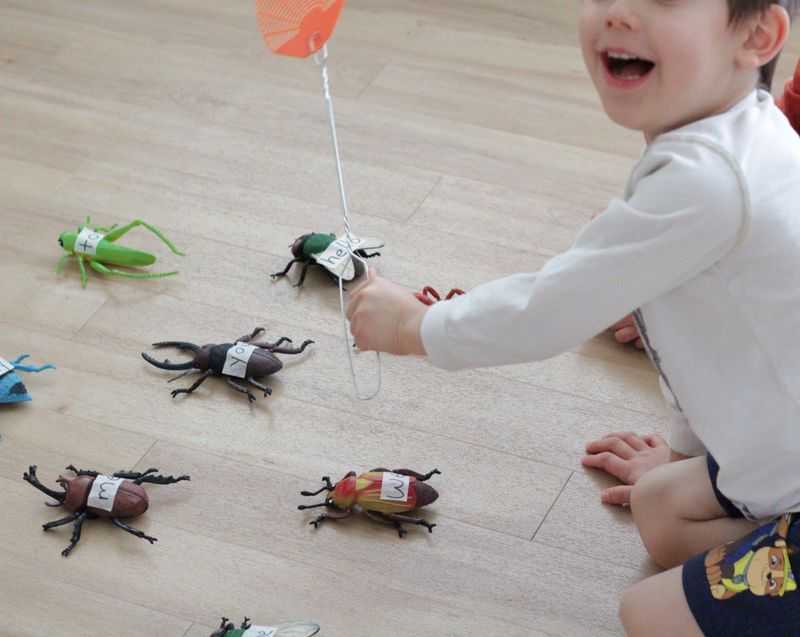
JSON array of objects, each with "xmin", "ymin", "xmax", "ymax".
[
  {"xmin": 584, "ymin": 437, "xmax": 635, "ymax": 459},
  {"xmin": 601, "ymin": 485, "xmax": 632, "ymax": 506},
  {"xmin": 609, "ymin": 314, "xmax": 635, "ymax": 331},
  {"xmin": 643, "ymin": 433, "xmax": 668, "ymax": 448},
  {"xmin": 618, "ymin": 432, "xmax": 647, "ymax": 451},
  {"xmin": 614, "ymin": 326, "xmax": 639, "ymax": 343},
  {"xmin": 348, "ymin": 267, "xmax": 378, "ymax": 297},
  {"xmin": 581, "ymin": 452, "xmax": 630, "ymax": 481}
]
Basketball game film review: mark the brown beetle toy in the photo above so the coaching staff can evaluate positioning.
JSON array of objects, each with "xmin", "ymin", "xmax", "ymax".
[
  {"xmin": 23, "ymin": 464, "xmax": 190, "ymax": 557},
  {"xmin": 141, "ymin": 327, "xmax": 313, "ymax": 403}
]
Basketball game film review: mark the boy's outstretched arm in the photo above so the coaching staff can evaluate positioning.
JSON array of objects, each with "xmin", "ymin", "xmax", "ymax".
[{"xmin": 582, "ymin": 432, "xmax": 691, "ymax": 505}]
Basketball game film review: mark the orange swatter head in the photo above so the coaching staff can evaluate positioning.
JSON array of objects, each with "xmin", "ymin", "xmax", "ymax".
[{"xmin": 256, "ymin": 0, "xmax": 345, "ymax": 58}]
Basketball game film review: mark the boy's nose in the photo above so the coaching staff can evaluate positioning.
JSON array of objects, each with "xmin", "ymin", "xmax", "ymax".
[{"xmin": 605, "ymin": 1, "xmax": 639, "ymax": 31}]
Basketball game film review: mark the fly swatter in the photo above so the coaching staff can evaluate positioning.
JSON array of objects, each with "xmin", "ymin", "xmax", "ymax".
[{"xmin": 256, "ymin": 0, "xmax": 382, "ymax": 399}]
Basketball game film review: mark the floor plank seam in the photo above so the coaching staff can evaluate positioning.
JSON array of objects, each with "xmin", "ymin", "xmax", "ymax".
[{"xmin": 529, "ymin": 470, "xmax": 573, "ymax": 542}]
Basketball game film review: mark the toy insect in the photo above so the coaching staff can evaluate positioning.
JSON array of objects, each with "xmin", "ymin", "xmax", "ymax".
[
  {"xmin": 0, "ymin": 354, "xmax": 54, "ymax": 404},
  {"xmin": 57, "ymin": 217, "xmax": 185, "ymax": 287},
  {"xmin": 23, "ymin": 464, "xmax": 190, "ymax": 557},
  {"xmin": 210, "ymin": 617, "xmax": 320, "ymax": 637},
  {"xmin": 414, "ymin": 286, "xmax": 465, "ymax": 306},
  {"xmin": 141, "ymin": 327, "xmax": 313, "ymax": 403},
  {"xmin": 298, "ymin": 467, "xmax": 441, "ymax": 537},
  {"xmin": 271, "ymin": 232, "xmax": 383, "ymax": 287}
]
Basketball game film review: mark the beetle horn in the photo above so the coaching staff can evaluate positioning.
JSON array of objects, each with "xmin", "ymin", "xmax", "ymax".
[
  {"xmin": 151, "ymin": 341, "xmax": 200, "ymax": 352},
  {"xmin": 141, "ymin": 351, "xmax": 197, "ymax": 371}
]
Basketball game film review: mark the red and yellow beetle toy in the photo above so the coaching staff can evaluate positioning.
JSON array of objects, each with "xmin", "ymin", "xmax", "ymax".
[{"xmin": 298, "ymin": 468, "xmax": 441, "ymax": 537}]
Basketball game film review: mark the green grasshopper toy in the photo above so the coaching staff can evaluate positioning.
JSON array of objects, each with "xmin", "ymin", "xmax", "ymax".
[{"xmin": 57, "ymin": 218, "xmax": 185, "ymax": 287}]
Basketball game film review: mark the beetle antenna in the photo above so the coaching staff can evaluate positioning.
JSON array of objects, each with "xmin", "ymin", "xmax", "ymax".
[
  {"xmin": 297, "ymin": 502, "xmax": 328, "ymax": 510},
  {"xmin": 167, "ymin": 370, "xmax": 199, "ymax": 383}
]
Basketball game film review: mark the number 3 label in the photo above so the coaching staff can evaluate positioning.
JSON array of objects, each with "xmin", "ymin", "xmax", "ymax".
[
  {"xmin": 222, "ymin": 342, "xmax": 257, "ymax": 379},
  {"xmin": 380, "ymin": 472, "xmax": 410, "ymax": 502},
  {"xmin": 87, "ymin": 475, "xmax": 124, "ymax": 512}
]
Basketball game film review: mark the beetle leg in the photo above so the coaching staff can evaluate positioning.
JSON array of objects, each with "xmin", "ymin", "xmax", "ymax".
[
  {"xmin": 111, "ymin": 518, "xmax": 158, "ymax": 544},
  {"xmin": 42, "ymin": 512, "xmax": 80, "ymax": 532},
  {"xmin": 250, "ymin": 337, "xmax": 293, "ymax": 350},
  {"xmin": 271, "ymin": 258, "xmax": 304, "ymax": 280},
  {"xmin": 226, "ymin": 378, "xmax": 257, "ymax": 403},
  {"xmin": 363, "ymin": 510, "xmax": 407, "ymax": 537},
  {"xmin": 138, "ymin": 473, "xmax": 191, "ymax": 485},
  {"xmin": 294, "ymin": 261, "xmax": 312, "ymax": 287},
  {"xmin": 102, "ymin": 219, "xmax": 185, "ymax": 256},
  {"xmin": 90, "ymin": 260, "xmax": 179, "ymax": 281},
  {"xmin": 23, "ymin": 465, "xmax": 67, "ymax": 504},
  {"xmin": 380, "ymin": 468, "xmax": 442, "ymax": 482},
  {"xmin": 236, "ymin": 327, "xmax": 265, "ymax": 343},
  {"xmin": 374, "ymin": 511, "xmax": 437, "ymax": 535},
  {"xmin": 300, "ymin": 476, "xmax": 334, "ymax": 496},
  {"xmin": 247, "ymin": 377, "xmax": 272, "ymax": 398},
  {"xmin": 240, "ymin": 618, "xmax": 252, "ymax": 629},
  {"xmin": 77, "ymin": 254, "xmax": 89, "ymax": 287},
  {"xmin": 171, "ymin": 369, "xmax": 212, "ymax": 399},
  {"xmin": 308, "ymin": 508, "xmax": 352, "ymax": 529},
  {"xmin": 60, "ymin": 512, "xmax": 89, "ymax": 557},
  {"xmin": 64, "ymin": 465, "xmax": 100, "ymax": 478},
  {"xmin": 268, "ymin": 340, "xmax": 314, "ymax": 356}
]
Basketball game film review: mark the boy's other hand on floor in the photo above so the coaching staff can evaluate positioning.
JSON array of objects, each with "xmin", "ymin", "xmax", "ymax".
[{"xmin": 582, "ymin": 432, "xmax": 672, "ymax": 505}]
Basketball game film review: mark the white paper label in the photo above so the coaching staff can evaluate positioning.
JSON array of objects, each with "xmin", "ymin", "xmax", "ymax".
[
  {"xmin": 87, "ymin": 475, "xmax": 124, "ymax": 512},
  {"xmin": 0, "ymin": 358, "xmax": 13, "ymax": 378},
  {"xmin": 313, "ymin": 234, "xmax": 384, "ymax": 279},
  {"xmin": 222, "ymin": 342, "xmax": 257, "ymax": 379},
  {"xmin": 243, "ymin": 627, "xmax": 276, "ymax": 637},
  {"xmin": 380, "ymin": 472, "xmax": 411, "ymax": 502},
  {"xmin": 74, "ymin": 227, "xmax": 105, "ymax": 256}
]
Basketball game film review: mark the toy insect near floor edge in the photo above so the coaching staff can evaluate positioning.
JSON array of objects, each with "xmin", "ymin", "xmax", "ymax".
[
  {"xmin": 23, "ymin": 464, "xmax": 190, "ymax": 557},
  {"xmin": 57, "ymin": 217, "xmax": 185, "ymax": 288},
  {"xmin": 298, "ymin": 468, "xmax": 441, "ymax": 537},
  {"xmin": 414, "ymin": 286, "xmax": 466, "ymax": 306},
  {"xmin": 211, "ymin": 616, "xmax": 320, "ymax": 637},
  {"xmin": 271, "ymin": 232, "xmax": 383, "ymax": 287},
  {"xmin": 0, "ymin": 354, "xmax": 55, "ymax": 404},
  {"xmin": 141, "ymin": 327, "xmax": 314, "ymax": 403}
]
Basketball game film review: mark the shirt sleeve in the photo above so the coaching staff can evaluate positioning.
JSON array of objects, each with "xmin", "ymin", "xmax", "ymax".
[{"xmin": 420, "ymin": 136, "xmax": 748, "ymax": 370}]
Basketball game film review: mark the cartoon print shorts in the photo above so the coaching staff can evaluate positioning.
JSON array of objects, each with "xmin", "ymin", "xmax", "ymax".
[{"xmin": 681, "ymin": 458, "xmax": 800, "ymax": 635}]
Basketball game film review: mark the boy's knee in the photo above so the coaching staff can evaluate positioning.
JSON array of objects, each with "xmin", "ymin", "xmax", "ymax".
[
  {"xmin": 630, "ymin": 470, "xmax": 683, "ymax": 569},
  {"xmin": 619, "ymin": 584, "xmax": 648, "ymax": 636}
]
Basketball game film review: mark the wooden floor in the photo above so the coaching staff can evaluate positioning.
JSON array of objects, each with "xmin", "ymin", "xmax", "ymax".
[{"xmin": 2, "ymin": 2, "xmax": 799, "ymax": 635}]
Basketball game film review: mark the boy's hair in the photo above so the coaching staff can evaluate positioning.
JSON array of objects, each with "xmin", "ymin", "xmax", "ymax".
[{"xmin": 728, "ymin": 0, "xmax": 799, "ymax": 89}]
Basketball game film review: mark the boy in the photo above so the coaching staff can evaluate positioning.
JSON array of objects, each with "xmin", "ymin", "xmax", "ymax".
[{"xmin": 346, "ymin": 1, "xmax": 800, "ymax": 635}]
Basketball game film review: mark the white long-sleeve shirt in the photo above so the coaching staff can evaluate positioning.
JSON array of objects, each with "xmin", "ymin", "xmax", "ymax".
[{"xmin": 421, "ymin": 90, "xmax": 800, "ymax": 520}]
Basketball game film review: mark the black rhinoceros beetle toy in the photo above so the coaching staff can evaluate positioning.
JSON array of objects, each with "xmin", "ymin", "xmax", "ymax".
[
  {"xmin": 210, "ymin": 616, "xmax": 320, "ymax": 637},
  {"xmin": 141, "ymin": 328, "xmax": 313, "ymax": 403},
  {"xmin": 23, "ymin": 464, "xmax": 190, "ymax": 557}
]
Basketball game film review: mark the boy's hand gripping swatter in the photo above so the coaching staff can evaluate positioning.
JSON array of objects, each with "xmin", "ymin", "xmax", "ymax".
[{"xmin": 256, "ymin": 0, "xmax": 381, "ymax": 400}]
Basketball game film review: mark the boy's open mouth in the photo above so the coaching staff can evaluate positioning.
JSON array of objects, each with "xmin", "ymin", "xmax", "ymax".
[{"xmin": 602, "ymin": 51, "xmax": 655, "ymax": 81}]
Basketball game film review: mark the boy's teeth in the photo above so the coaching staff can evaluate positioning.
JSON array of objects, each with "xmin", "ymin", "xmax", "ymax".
[{"xmin": 608, "ymin": 52, "xmax": 638, "ymax": 60}]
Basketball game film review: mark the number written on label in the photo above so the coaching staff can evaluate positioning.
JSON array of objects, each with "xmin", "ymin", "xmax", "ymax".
[
  {"xmin": 87, "ymin": 475, "xmax": 124, "ymax": 512},
  {"xmin": 380, "ymin": 472, "xmax": 410, "ymax": 502},
  {"xmin": 0, "ymin": 358, "xmax": 14, "ymax": 378},
  {"xmin": 74, "ymin": 228, "xmax": 105, "ymax": 256},
  {"xmin": 222, "ymin": 342, "xmax": 257, "ymax": 379}
]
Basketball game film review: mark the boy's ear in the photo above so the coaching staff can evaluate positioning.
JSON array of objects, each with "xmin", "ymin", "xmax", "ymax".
[{"xmin": 736, "ymin": 5, "xmax": 791, "ymax": 72}]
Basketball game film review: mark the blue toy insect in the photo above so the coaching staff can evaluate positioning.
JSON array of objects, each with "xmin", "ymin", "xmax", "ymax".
[{"xmin": 0, "ymin": 355, "xmax": 55, "ymax": 404}]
